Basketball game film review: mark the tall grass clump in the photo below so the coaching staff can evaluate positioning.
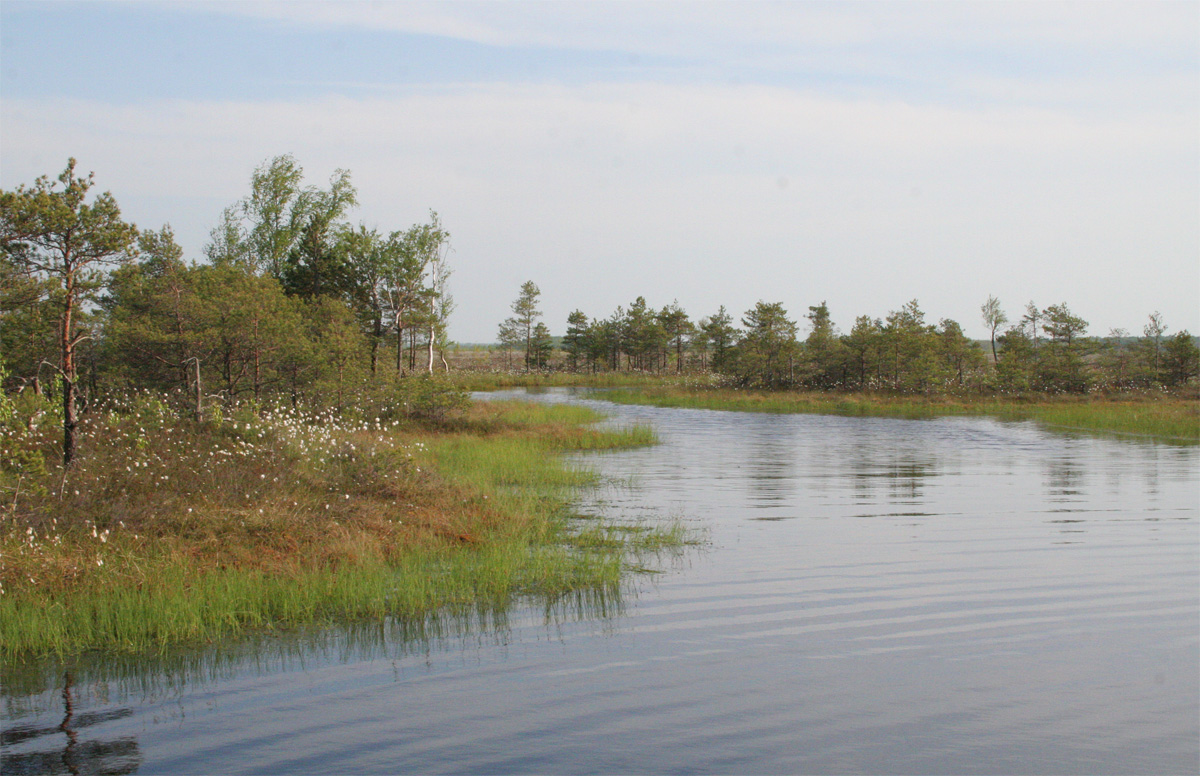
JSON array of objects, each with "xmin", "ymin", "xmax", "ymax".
[{"xmin": 992, "ymin": 397, "xmax": 1199, "ymax": 442}]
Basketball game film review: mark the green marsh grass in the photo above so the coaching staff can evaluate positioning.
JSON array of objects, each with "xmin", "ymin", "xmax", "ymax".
[
  {"xmin": 997, "ymin": 399, "xmax": 1199, "ymax": 441},
  {"xmin": 1, "ymin": 578, "xmax": 632, "ymax": 701},
  {"xmin": 602, "ymin": 386, "xmax": 1199, "ymax": 443},
  {"xmin": 0, "ymin": 396, "xmax": 684, "ymax": 660}
]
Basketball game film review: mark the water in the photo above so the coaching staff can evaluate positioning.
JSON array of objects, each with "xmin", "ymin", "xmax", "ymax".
[{"xmin": 4, "ymin": 389, "xmax": 1198, "ymax": 774}]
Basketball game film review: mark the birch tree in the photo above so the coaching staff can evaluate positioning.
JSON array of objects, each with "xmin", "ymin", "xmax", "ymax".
[
  {"xmin": 242, "ymin": 154, "xmax": 311, "ymax": 278},
  {"xmin": 981, "ymin": 295, "xmax": 1007, "ymax": 366},
  {"xmin": 410, "ymin": 213, "xmax": 451, "ymax": 375}
]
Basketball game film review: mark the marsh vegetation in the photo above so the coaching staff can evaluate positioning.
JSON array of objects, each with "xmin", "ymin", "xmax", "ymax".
[{"xmin": 1, "ymin": 393, "xmax": 687, "ymax": 659}]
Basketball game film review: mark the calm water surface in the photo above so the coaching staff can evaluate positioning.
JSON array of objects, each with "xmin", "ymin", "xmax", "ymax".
[{"xmin": 4, "ymin": 389, "xmax": 1198, "ymax": 774}]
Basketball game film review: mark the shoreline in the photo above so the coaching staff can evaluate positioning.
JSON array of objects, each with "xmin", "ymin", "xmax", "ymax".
[{"xmin": 555, "ymin": 383, "xmax": 1199, "ymax": 443}]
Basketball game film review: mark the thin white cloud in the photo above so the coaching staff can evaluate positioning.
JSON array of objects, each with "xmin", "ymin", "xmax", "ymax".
[
  {"xmin": 4, "ymin": 78, "xmax": 1194, "ymax": 340},
  {"xmin": 195, "ymin": 0, "xmax": 1198, "ymax": 63}
]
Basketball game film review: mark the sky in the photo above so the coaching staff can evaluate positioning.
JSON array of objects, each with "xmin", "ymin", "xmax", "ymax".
[{"xmin": 2, "ymin": 0, "xmax": 1197, "ymax": 343}]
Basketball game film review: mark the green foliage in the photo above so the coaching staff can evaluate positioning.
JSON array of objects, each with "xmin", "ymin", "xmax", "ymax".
[
  {"xmin": 200, "ymin": 264, "xmax": 308, "ymax": 401},
  {"xmin": 102, "ymin": 231, "xmax": 205, "ymax": 392},
  {"xmin": 842, "ymin": 315, "xmax": 882, "ymax": 389},
  {"xmin": 563, "ymin": 309, "xmax": 590, "ymax": 371},
  {"xmin": 936, "ymin": 318, "xmax": 985, "ymax": 387},
  {"xmin": 996, "ymin": 327, "xmax": 1035, "ymax": 391},
  {"xmin": 499, "ymin": 280, "xmax": 544, "ymax": 370},
  {"xmin": 305, "ymin": 296, "xmax": 368, "ymax": 410},
  {"xmin": 881, "ymin": 300, "xmax": 937, "ymax": 392},
  {"xmin": 1140, "ymin": 312, "xmax": 1167, "ymax": 379},
  {"xmin": 0, "ymin": 251, "xmax": 58, "ymax": 388},
  {"xmin": 0, "ymin": 383, "xmax": 54, "ymax": 505},
  {"xmin": 727, "ymin": 301, "xmax": 799, "ymax": 388},
  {"xmin": 199, "ymin": 159, "xmax": 451, "ymax": 380},
  {"xmin": 340, "ymin": 224, "xmax": 409, "ymax": 373},
  {"xmin": 389, "ymin": 376, "xmax": 469, "ymax": 423},
  {"xmin": 803, "ymin": 301, "xmax": 845, "ymax": 387},
  {"xmin": 621, "ymin": 296, "xmax": 668, "ymax": 372},
  {"xmin": 591, "ymin": 313, "xmax": 624, "ymax": 371},
  {"xmin": 658, "ymin": 301, "xmax": 693, "ymax": 374},
  {"xmin": 238, "ymin": 154, "xmax": 312, "ymax": 277},
  {"xmin": 280, "ymin": 168, "xmax": 358, "ymax": 298},
  {"xmin": 994, "ymin": 303, "xmax": 1095, "ymax": 394},
  {"xmin": 699, "ymin": 306, "xmax": 738, "ymax": 373},
  {"xmin": 530, "ymin": 322, "xmax": 554, "ymax": 369},
  {"xmin": 0, "ymin": 359, "xmax": 15, "ymax": 425},
  {"xmin": 1036, "ymin": 302, "xmax": 1092, "ymax": 392},
  {"xmin": 1161, "ymin": 331, "xmax": 1200, "ymax": 386}
]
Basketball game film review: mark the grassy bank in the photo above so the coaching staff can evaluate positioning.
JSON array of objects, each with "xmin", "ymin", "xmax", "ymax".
[
  {"xmin": 600, "ymin": 386, "xmax": 1200, "ymax": 443},
  {"xmin": 0, "ymin": 396, "xmax": 685, "ymax": 660}
]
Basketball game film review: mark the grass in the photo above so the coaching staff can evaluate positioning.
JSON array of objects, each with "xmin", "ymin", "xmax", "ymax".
[
  {"xmin": 0, "ymin": 394, "xmax": 687, "ymax": 661},
  {"xmin": 996, "ymin": 399, "xmax": 1199, "ymax": 441},
  {"xmin": 600, "ymin": 385, "xmax": 1200, "ymax": 443}
]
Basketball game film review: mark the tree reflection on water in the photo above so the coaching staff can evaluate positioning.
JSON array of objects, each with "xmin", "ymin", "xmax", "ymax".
[
  {"xmin": 1, "ymin": 672, "xmax": 141, "ymax": 776},
  {"xmin": 1, "ymin": 583, "xmax": 632, "ymax": 774}
]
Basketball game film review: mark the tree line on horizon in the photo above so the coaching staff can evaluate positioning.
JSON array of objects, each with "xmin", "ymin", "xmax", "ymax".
[
  {"xmin": 1, "ymin": 156, "xmax": 455, "ymax": 466},
  {"xmin": 4, "ymin": 157, "xmax": 1197, "ymax": 466},
  {"xmin": 499, "ymin": 282, "xmax": 1200, "ymax": 394}
]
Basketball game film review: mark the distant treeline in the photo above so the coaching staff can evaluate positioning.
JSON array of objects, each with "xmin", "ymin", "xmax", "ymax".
[{"xmin": 497, "ymin": 283, "xmax": 1200, "ymax": 394}]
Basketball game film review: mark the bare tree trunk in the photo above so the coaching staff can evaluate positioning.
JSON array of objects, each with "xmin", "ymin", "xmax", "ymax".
[
  {"xmin": 371, "ymin": 314, "xmax": 382, "ymax": 375},
  {"xmin": 427, "ymin": 324, "xmax": 435, "ymax": 374},
  {"xmin": 223, "ymin": 347, "xmax": 232, "ymax": 401},
  {"xmin": 62, "ymin": 376, "xmax": 77, "ymax": 467},
  {"xmin": 252, "ymin": 318, "xmax": 261, "ymax": 402},
  {"xmin": 396, "ymin": 322, "xmax": 404, "ymax": 376},
  {"xmin": 189, "ymin": 357, "xmax": 203, "ymax": 421}
]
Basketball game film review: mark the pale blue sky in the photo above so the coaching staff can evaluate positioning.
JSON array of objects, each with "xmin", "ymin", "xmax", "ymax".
[{"xmin": 2, "ymin": 1, "xmax": 1197, "ymax": 341}]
